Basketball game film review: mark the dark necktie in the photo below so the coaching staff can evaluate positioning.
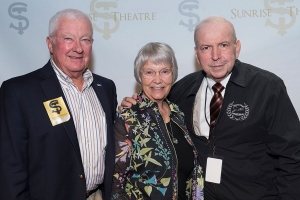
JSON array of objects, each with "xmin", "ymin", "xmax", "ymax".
[{"xmin": 210, "ymin": 82, "xmax": 225, "ymax": 133}]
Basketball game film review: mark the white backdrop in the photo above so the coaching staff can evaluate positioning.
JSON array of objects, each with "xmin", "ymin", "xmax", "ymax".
[{"xmin": 1, "ymin": 0, "xmax": 300, "ymax": 115}]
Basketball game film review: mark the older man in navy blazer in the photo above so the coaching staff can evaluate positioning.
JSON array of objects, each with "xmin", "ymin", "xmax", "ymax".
[{"xmin": 0, "ymin": 9, "xmax": 117, "ymax": 200}]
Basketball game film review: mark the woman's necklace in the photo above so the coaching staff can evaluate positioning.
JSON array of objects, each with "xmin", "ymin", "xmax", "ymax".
[
  {"xmin": 160, "ymin": 102, "xmax": 178, "ymax": 144},
  {"xmin": 168, "ymin": 121, "xmax": 178, "ymax": 144}
]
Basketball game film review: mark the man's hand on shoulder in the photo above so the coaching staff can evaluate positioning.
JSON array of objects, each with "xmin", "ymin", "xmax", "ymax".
[{"xmin": 118, "ymin": 93, "xmax": 138, "ymax": 111}]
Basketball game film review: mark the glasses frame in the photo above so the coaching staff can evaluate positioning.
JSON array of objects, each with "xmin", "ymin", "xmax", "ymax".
[{"xmin": 140, "ymin": 68, "xmax": 172, "ymax": 79}]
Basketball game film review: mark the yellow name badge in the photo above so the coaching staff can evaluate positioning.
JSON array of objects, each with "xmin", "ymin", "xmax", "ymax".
[{"xmin": 43, "ymin": 97, "xmax": 70, "ymax": 126}]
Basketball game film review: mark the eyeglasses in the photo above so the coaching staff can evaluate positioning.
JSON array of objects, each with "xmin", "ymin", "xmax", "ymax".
[{"xmin": 141, "ymin": 68, "xmax": 172, "ymax": 78}]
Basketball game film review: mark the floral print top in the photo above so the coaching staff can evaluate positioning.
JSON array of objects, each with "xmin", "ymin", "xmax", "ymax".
[{"xmin": 111, "ymin": 91, "xmax": 204, "ymax": 200}]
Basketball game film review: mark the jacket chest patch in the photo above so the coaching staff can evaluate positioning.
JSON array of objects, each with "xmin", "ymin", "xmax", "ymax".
[{"xmin": 226, "ymin": 101, "xmax": 249, "ymax": 121}]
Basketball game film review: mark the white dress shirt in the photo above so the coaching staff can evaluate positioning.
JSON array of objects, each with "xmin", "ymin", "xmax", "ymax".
[
  {"xmin": 51, "ymin": 59, "xmax": 107, "ymax": 191},
  {"xmin": 193, "ymin": 74, "xmax": 231, "ymax": 138}
]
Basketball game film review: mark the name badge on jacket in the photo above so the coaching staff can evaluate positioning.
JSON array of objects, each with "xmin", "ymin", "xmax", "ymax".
[
  {"xmin": 205, "ymin": 156, "xmax": 223, "ymax": 184},
  {"xmin": 43, "ymin": 97, "xmax": 70, "ymax": 126}
]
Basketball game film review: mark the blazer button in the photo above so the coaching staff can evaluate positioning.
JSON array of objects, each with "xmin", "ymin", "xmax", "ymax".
[{"xmin": 79, "ymin": 174, "xmax": 84, "ymax": 178}]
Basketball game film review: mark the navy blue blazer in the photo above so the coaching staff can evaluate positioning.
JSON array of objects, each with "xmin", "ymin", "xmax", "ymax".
[{"xmin": 0, "ymin": 60, "xmax": 117, "ymax": 200}]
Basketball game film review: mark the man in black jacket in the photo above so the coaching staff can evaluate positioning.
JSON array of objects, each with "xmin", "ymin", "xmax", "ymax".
[{"xmin": 121, "ymin": 16, "xmax": 300, "ymax": 199}]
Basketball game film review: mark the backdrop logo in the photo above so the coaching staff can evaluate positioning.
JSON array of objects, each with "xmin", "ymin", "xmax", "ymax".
[
  {"xmin": 264, "ymin": 0, "xmax": 298, "ymax": 35},
  {"xmin": 90, "ymin": 0, "xmax": 120, "ymax": 40},
  {"xmin": 178, "ymin": 0, "xmax": 200, "ymax": 32},
  {"xmin": 231, "ymin": 0, "xmax": 298, "ymax": 36},
  {"xmin": 8, "ymin": 2, "xmax": 29, "ymax": 35},
  {"xmin": 111, "ymin": 12, "xmax": 156, "ymax": 21}
]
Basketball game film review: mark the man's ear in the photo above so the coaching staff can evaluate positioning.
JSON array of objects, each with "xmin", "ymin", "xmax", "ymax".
[
  {"xmin": 194, "ymin": 47, "xmax": 200, "ymax": 64},
  {"xmin": 46, "ymin": 36, "xmax": 53, "ymax": 54},
  {"xmin": 235, "ymin": 40, "xmax": 241, "ymax": 59}
]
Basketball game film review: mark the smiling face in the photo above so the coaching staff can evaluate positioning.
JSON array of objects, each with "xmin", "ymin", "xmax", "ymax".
[
  {"xmin": 194, "ymin": 21, "xmax": 241, "ymax": 82},
  {"xmin": 46, "ymin": 17, "xmax": 93, "ymax": 79},
  {"xmin": 140, "ymin": 60, "xmax": 173, "ymax": 104}
]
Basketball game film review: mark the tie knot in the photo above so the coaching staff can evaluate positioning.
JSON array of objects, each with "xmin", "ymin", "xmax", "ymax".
[{"xmin": 212, "ymin": 83, "xmax": 224, "ymax": 93}]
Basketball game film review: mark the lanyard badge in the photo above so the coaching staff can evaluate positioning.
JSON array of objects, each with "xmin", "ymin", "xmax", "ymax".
[{"xmin": 205, "ymin": 155, "xmax": 223, "ymax": 184}]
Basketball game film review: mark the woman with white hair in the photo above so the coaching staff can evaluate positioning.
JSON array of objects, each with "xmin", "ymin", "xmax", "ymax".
[{"xmin": 111, "ymin": 42, "xmax": 204, "ymax": 200}]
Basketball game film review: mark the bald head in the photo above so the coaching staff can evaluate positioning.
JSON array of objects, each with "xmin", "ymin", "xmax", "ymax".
[
  {"xmin": 194, "ymin": 16, "xmax": 237, "ymax": 47},
  {"xmin": 193, "ymin": 16, "xmax": 241, "ymax": 82}
]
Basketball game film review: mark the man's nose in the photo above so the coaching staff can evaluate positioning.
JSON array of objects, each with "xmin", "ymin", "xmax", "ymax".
[
  {"xmin": 72, "ymin": 39, "xmax": 83, "ymax": 53},
  {"xmin": 211, "ymin": 47, "xmax": 221, "ymax": 61}
]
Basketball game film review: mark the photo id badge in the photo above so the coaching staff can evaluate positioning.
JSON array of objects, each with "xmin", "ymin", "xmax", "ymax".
[
  {"xmin": 205, "ymin": 156, "xmax": 223, "ymax": 184},
  {"xmin": 43, "ymin": 97, "xmax": 70, "ymax": 126}
]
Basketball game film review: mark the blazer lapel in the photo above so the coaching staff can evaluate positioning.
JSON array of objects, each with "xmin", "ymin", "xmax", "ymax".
[
  {"xmin": 39, "ymin": 61, "xmax": 83, "ymax": 162},
  {"xmin": 91, "ymin": 81, "xmax": 112, "ymax": 123}
]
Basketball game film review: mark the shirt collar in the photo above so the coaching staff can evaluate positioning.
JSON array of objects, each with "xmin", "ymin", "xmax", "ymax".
[
  {"xmin": 50, "ymin": 59, "xmax": 94, "ymax": 89},
  {"xmin": 206, "ymin": 72, "xmax": 231, "ymax": 93}
]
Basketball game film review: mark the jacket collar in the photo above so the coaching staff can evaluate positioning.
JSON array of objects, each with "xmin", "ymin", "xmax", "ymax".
[
  {"xmin": 137, "ymin": 90, "xmax": 184, "ymax": 117},
  {"xmin": 91, "ymin": 77, "xmax": 112, "ymax": 124},
  {"xmin": 187, "ymin": 70, "xmax": 205, "ymax": 97},
  {"xmin": 187, "ymin": 59, "xmax": 246, "ymax": 97},
  {"xmin": 228, "ymin": 59, "xmax": 247, "ymax": 88},
  {"xmin": 38, "ymin": 60, "xmax": 113, "ymax": 172},
  {"xmin": 38, "ymin": 60, "xmax": 82, "ymax": 164}
]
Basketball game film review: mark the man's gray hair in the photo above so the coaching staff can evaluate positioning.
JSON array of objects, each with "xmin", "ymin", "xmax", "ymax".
[
  {"xmin": 194, "ymin": 16, "xmax": 237, "ymax": 47},
  {"xmin": 134, "ymin": 42, "xmax": 178, "ymax": 85},
  {"xmin": 49, "ymin": 9, "xmax": 92, "ymax": 38}
]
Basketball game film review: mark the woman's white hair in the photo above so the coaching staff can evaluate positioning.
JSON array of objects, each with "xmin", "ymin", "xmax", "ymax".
[{"xmin": 134, "ymin": 42, "xmax": 178, "ymax": 85}]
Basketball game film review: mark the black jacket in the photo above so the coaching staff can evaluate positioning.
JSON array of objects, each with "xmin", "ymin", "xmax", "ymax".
[{"xmin": 168, "ymin": 59, "xmax": 300, "ymax": 200}]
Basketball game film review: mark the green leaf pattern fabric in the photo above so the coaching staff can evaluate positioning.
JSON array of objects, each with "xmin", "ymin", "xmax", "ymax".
[{"xmin": 111, "ymin": 91, "xmax": 204, "ymax": 200}]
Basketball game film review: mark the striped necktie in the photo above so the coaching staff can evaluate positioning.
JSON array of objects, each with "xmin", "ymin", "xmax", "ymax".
[{"xmin": 210, "ymin": 82, "xmax": 225, "ymax": 133}]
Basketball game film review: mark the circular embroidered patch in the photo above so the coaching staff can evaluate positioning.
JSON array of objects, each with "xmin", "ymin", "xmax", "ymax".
[{"xmin": 226, "ymin": 102, "xmax": 249, "ymax": 121}]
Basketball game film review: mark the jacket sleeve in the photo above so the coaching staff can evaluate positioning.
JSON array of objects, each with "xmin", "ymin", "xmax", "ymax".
[
  {"xmin": 110, "ymin": 113, "xmax": 131, "ymax": 200},
  {"xmin": 266, "ymin": 79, "xmax": 300, "ymax": 199},
  {"xmin": 0, "ymin": 81, "xmax": 30, "ymax": 200}
]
